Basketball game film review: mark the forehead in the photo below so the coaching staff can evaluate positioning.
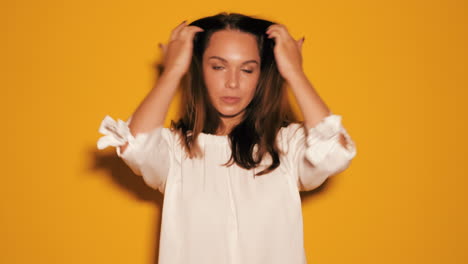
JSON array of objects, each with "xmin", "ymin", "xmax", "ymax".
[{"xmin": 203, "ymin": 30, "xmax": 260, "ymax": 61}]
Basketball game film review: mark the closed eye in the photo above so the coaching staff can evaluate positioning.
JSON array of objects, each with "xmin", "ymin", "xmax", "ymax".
[{"xmin": 212, "ymin": 66, "xmax": 253, "ymax": 73}]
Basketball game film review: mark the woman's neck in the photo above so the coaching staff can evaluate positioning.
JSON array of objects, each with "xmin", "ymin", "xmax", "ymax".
[{"xmin": 217, "ymin": 114, "xmax": 243, "ymax": 135}]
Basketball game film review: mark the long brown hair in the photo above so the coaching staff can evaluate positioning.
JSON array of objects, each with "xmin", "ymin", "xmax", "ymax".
[{"xmin": 171, "ymin": 12, "xmax": 299, "ymax": 176}]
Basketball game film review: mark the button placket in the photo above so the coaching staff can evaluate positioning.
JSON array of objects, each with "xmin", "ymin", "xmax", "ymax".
[{"xmin": 225, "ymin": 145, "xmax": 239, "ymax": 263}]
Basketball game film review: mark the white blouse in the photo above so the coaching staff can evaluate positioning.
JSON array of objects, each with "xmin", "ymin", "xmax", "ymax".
[{"xmin": 97, "ymin": 113, "xmax": 357, "ymax": 264}]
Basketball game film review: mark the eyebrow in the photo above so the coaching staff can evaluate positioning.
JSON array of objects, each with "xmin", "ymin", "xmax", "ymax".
[{"xmin": 208, "ymin": 56, "xmax": 259, "ymax": 65}]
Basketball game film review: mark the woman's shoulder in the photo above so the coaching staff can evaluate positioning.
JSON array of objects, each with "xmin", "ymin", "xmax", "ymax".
[
  {"xmin": 277, "ymin": 122, "xmax": 305, "ymax": 140},
  {"xmin": 275, "ymin": 122, "xmax": 306, "ymax": 152}
]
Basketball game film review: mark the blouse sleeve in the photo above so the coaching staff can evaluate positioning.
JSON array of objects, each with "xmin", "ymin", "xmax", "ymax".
[
  {"xmin": 280, "ymin": 113, "xmax": 357, "ymax": 192},
  {"xmin": 96, "ymin": 115, "xmax": 175, "ymax": 194}
]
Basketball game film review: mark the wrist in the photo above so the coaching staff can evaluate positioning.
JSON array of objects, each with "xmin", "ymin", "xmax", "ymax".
[
  {"xmin": 161, "ymin": 68, "xmax": 185, "ymax": 81},
  {"xmin": 285, "ymin": 70, "xmax": 308, "ymax": 87},
  {"xmin": 153, "ymin": 69, "xmax": 186, "ymax": 94}
]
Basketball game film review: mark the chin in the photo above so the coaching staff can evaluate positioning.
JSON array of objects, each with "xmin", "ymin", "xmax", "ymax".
[{"xmin": 216, "ymin": 107, "xmax": 246, "ymax": 118}]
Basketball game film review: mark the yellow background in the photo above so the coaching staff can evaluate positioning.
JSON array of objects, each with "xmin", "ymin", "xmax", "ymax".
[{"xmin": 2, "ymin": 0, "xmax": 467, "ymax": 263}]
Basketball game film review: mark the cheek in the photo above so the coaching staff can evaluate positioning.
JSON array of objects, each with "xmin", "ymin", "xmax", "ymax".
[
  {"xmin": 203, "ymin": 71, "xmax": 220, "ymax": 96},
  {"xmin": 242, "ymin": 75, "xmax": 260, "ymax": 98}
]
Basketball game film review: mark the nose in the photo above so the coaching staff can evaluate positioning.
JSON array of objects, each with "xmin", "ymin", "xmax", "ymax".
[{"xmin": 226, "ymin": 69, "xmax": 239, "ymax": 89}]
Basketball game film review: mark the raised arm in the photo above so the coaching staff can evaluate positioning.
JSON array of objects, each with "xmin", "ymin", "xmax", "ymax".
[
  {"xmin": 120, "ymin": 21, "xmax": 204, "ymax": 154},
  {"xmin": 267, "ymin": 24, "xmax": 357, "ymax": 191},
  {"xmin": 97, "ymin": 21, "xmax": 204, "ymax": 193}
]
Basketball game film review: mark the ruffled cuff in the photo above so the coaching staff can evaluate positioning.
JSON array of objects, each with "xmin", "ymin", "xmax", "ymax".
[
  {"xmin": 305, "ymin": 114, "xmax": 356, "ymax": 166},
  {"xmin": 97, "ymin": 115, "xmax": 135, "ymax": 156}
]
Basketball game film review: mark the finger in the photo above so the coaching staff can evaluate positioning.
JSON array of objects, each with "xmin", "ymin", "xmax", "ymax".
[
  {"xmin": 160, "ymin": 43, "xmax": 167, "ymax": 55},
  {"xmin": 169, "ymin": 20, "xmax": 187, "ymax": 41},
  {"xmin": 266, "ymin": 24, "xmax": 288, "ymax": 35},
  {"xmin": 266, "ymin": 23, "xmax": 283, "ymax": 31},
  {"xmin": 181, "ymin": 25, "xmax": 204, "ymax": 34},
  {"xmin": 181, "ymin": 25, "xmax": 204, "ymax": 35},
  {"xmin": 267, "ymin": 29, "xmax": 290, "ymax": 42},
  {"xmin": 187, "ymin": 25, "xmax": 204, "ymax": 31},
  {"xmin": 179, "ymin": 26, "xmax": 204, "ymax": 40},
  {"xmin": 297, "ymin": 36, "xmax": 305, "ymax": 50},
  {"xmin": 266, "ymin": 30, "xmax": 281, "ymax": 41},
  {"xmin": 267, "ymin": 24, "xmax": 298, "ymax": 44},
  {"xmin": 265, "ymin": 24, "xmax": 279, "ymax": 35}
]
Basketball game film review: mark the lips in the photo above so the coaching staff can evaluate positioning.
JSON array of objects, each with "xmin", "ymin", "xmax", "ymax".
[{"xmin": 221, "ymin": 96, "xmax": 240, "ymax": 104}]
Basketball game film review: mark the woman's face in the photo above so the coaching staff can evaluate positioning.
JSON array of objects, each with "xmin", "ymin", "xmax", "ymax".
[{"xmin": 202, "ymin": 29, "xmax": 261, "ymax": 119}]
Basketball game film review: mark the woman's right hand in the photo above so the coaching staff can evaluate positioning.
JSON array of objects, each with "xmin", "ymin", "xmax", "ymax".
[{"xmin": 159, "ymin": 21, "xmax": 204, "ymax": 78}]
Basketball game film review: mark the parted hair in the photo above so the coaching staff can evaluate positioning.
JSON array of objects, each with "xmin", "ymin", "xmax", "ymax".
[{"xmin": 170, "ymin": 12, "xmax": 299, "ymax": 176}]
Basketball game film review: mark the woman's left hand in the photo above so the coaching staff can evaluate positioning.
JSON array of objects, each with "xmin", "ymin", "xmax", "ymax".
[{"xmin": 266, "ymin": 24, "xmax": 305, "ymax": 82}]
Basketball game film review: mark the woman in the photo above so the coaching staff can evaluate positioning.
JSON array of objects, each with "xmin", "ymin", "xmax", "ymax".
[{"xmin": 97, "ymin": 12, "xmax": 357, "ymax": 264}]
